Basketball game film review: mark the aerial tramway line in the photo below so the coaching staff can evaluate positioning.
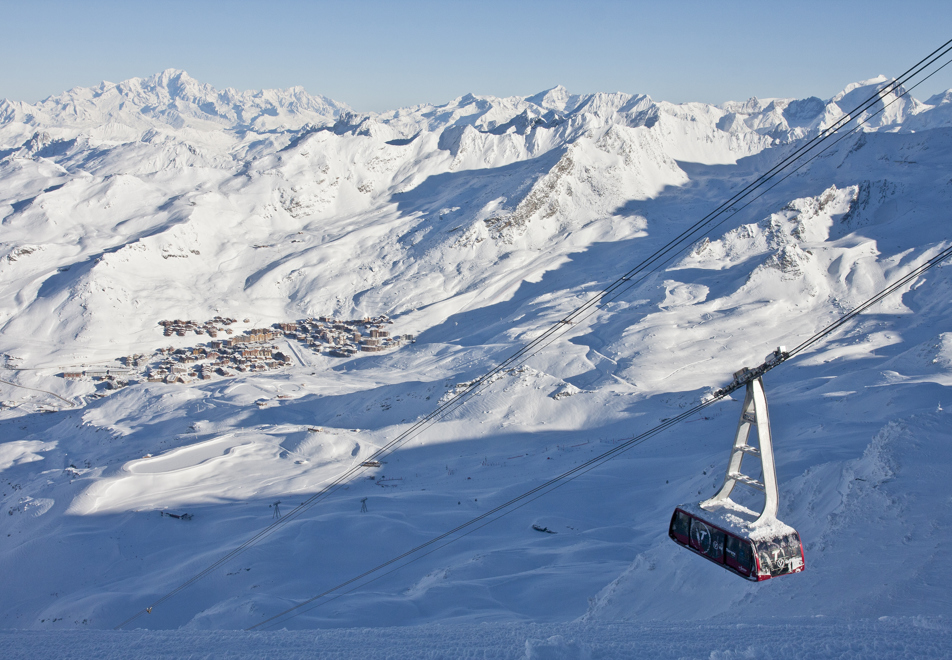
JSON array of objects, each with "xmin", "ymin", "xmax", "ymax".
[
  {"xmin": 115, "ymin": 38, "xmax": 952, "ymax": 629},
  {"xmin": 245, "ymin": 237, "xmax": 952, "ymax": 629}
]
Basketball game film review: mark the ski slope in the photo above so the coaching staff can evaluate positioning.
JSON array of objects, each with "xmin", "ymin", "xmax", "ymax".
[{"xmin": 1, "ymin": 69, "xmax": 951, "ymax": 657}]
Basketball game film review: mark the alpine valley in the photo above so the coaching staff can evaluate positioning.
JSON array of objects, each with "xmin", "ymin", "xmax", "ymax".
[{"xmin": 2, "ymin": 69, "xmax": 952, "ymax": 657}]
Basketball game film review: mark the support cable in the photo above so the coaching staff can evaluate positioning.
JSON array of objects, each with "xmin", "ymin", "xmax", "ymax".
[
  {"xmin": 594, "ymin": 54, "xmax": 952, "ymax": 310},
  {"xmin": 113, "ymin": 40, "xmax": 952, "ymax": 629},
  {"xmin": 249, "ymin": 396, "xmax": 724, "ymax": 630},
  {"xmin": 388, "ymin": 45, "xmax": 952, "ymax": 433},
  {"xmin": 249, "ymin": 240, "xmax": 952, "ymax": 630},
  {"xmin": 407, "ymin": 50, "xmax": 952, "ymax": 430},
  {"xmin": 788, "ymin": 244, "xmax": 952, "ymax": 359}
]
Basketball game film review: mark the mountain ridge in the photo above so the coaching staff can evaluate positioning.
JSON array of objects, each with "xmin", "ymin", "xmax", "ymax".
[
  {"xmin": 4, "ymin": 69, "xmax": 948, "ymax": 150},
  {"xmin": 0, "ymin": 69, "xmax": 951, "ymax": 636}
]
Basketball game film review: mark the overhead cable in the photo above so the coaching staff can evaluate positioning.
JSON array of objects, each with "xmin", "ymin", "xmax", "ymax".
[
  {"xmin": 113, "ymin": 38, "xmax": 952, "ymax": 629},
  {"xmin": 250, "ymin": 240, "xmax": 952, "ymax": 630}
]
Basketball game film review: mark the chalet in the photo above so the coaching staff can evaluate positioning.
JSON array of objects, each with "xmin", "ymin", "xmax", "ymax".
[
  {"xmin": 63, "ymin": 372, "xmax": 83, "ymax": 379},
  {"xmin": 255, "ymin": 328, "xmax": 279, "ymax": 341}
]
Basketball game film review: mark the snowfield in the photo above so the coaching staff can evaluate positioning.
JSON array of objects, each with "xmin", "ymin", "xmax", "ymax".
[
  {"xmin": 5, "ymin": 618, "xmax": 951, "ymax": 659},
  {"xmin": 1, "ymin": 69, "xmax": 952, "ymax": 657}
]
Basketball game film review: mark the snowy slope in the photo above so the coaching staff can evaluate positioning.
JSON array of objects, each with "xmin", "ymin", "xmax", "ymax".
[
  {"xmin": 1, "ymin": 71, "xmax": 952, "ymax": 651},
  {"xmin": 5, "ymin": 619, "xmax": 951, "ymax": 659}
]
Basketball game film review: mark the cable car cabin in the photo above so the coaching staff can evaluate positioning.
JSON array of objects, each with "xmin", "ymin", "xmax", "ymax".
[
  {"xmin": 669, "ymin": 504, "xmax": 804, "ymax": 580},
  {"xmin": 669, "ymin": 360, "xmax": 805, "ymax": 581}
]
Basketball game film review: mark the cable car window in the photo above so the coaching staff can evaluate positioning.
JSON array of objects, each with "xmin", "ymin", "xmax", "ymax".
[
  {"xmin": 670, "ymin": 510, "xmax": 690, "ymax": 541},
  {"xmin": 754, "ymin": 533, "xmax": 803, "ymax": 577},
  {"xmin": 689, "ymin": 518, "xmax": 725, "ymax": 562},
  {"xmin": 724, "ymin": 534, "xmax": 753, "ymax": 574}
]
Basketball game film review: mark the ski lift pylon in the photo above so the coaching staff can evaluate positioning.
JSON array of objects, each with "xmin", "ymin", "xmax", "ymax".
[{"xmin": 669, "ymin": 349, "xmax": 805, "ymax": 581}]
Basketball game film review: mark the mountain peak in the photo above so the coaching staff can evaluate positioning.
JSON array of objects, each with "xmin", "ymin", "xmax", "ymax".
[
  {"xmin": 152, "ymin": 67, "xmax": 190, "ymax": 79},
  {"xmin": 147, "ymin": 68, "xmax": 197, "ymax": 85},
  {"xmin": 0, "ymin": 70, "xmax": 349, "ymax": 132},
  {"xmin": 137, "ymin": 68, "xmax": 206, "ymax": 100},
  {"xmin": 925, "ymin": 89, "xmax": 952, "ymax": 106},
  {"xmin": 525, "ymin": 85, "xmax": 583, "ymax": 113},
  {"xmin": 831, "ymin": 75, "xmax": 891, "ymax": 104}
]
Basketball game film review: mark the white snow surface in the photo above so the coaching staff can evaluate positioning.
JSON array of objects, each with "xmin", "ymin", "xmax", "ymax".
[{"xmin": 2, "ymin": 71, "xmax": 952, "ymax": 656}]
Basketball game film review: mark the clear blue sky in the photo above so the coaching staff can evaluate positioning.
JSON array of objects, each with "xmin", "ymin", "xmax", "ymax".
[{"xmin": 2, "ymin": 0, "xmax": 951, "ymax": 111}]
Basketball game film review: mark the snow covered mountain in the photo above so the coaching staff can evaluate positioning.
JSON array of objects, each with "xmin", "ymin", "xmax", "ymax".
[{"xmin": 1, "ymin": 69, "xmax": 952, "ymax": 648}]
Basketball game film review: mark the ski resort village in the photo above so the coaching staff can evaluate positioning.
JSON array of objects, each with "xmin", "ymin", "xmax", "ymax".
[
  {"xmin": 55, "ymin": 315, "xmax": 413, "ymax": 393},
  {"xmin": 1, "ymin": 21, "xmax": 952, "ymax": 658}
]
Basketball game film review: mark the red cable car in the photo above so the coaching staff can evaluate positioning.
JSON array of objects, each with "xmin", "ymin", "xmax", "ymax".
[{"xmin": 669, "ymin": 351, "xmax": 805, "ymax": 580}]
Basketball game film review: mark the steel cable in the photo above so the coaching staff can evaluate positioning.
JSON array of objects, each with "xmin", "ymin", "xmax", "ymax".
[
  {"xmin": 114, "ymin": 39, "xmax": 952, "ymax": 629},
  {"xmin": 250, "ymin": 238, "xmax": 952, "ymax": 630}
]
